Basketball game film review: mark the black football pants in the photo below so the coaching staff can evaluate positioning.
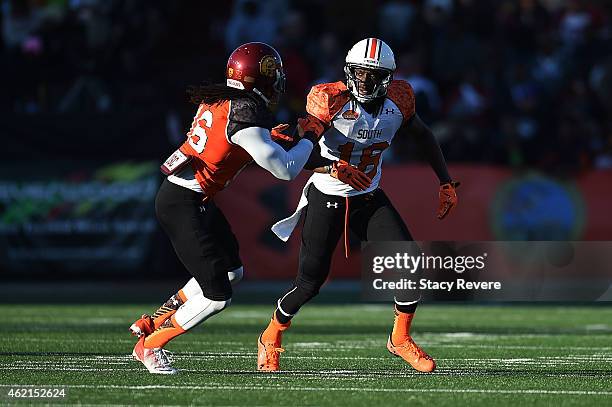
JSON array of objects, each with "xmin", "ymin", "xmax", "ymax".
[
  {"xmin": 276, "ymin": 185, "xmax": 419, "ymax": 322},
  {"xmin": 155, "ymin": 179, "xmax": 241, "ymax": 301}
]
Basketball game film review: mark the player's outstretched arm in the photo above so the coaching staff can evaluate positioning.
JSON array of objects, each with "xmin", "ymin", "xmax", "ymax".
[
  {"xmin": 232, "ymin": 126, "xmax": 314, "ymax": 181},
  {"xmin": 403, "ymin": 113, "xmax": 459, "ymax": 219},
  {"xmin": 272, "ymin": 118, "xmax": 334, "ymax": 172}
]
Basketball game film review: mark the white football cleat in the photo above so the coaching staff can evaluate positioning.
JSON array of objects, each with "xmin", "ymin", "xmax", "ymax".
[
  {"xmin": 132, "ymin": 337, "xmax": 178, "ymax": 375},
  {"xmin": 129, "ymin": 314, "xmax": 155, "ymax": 338}
]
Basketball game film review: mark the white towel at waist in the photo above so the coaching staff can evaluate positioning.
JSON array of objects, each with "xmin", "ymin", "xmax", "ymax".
[{"xmin": 271, "ymin": 179, "xmax": 313, "ymax": 241}]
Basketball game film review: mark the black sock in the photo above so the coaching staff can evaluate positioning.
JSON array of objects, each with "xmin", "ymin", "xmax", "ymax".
[
  {"xmin": 275, "ymin": 308, "xmax": 292, "ymax": 324},
  {"xmin": 395, "ymin": 302, "xmax": 418, "ymax": 314}
]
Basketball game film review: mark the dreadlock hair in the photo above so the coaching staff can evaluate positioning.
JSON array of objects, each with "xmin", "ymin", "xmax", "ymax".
[{"xmin": 187, "ymin": 82, "xmax": 263, "ymax": 106}]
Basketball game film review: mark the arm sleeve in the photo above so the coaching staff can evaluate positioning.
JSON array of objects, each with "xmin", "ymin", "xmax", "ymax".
[
  {"xmin": 405, "ymin": 114, "xmax": 452, "ymax": 184},
  {"xmin": 232, "ymin": 126, "xmax": 314, "ymax": 180},
  {"xmin": 267, "ymin": 124, "xmax": 332, "ymax": 170}
]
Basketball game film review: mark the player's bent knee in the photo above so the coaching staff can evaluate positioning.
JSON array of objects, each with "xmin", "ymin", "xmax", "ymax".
[
  {"xmin": 228, "ymin": 266, "xmax": 243, "ymax": 285},
  {"xmin": 174, "ymin": 294, "xmax": 231, "ymax": 330}
]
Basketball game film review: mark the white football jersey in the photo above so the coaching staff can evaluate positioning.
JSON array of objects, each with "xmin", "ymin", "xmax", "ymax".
[
  {"xmin": 310, "ymin": 98, "xmax": 404, "ymax": 196},
  {"xmin": 305, "ymin": 80, "xmax": 415, "ymax": 197},
  {"xmin": 271, "ymin": 80, "xmax": 415, "ymax": 240}
]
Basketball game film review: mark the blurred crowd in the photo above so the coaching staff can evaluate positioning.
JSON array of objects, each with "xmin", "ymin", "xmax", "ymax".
[{"xmin": 3, "ymin": 0, "xmax": 612, "ymax": 173}]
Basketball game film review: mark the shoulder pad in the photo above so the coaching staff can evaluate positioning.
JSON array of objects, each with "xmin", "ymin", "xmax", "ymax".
[
  {"xmin": 306, "ymin": 81, "xmax": 350, "ymax": 124},
  {"xmin": 227, "ymin": 98, "xmax": 273, "ymax": 137},
  {"xmin": 386, "ymin": 80, "xmax": 415, "ymax": 123},
  {"xmin": 228, "ymin": 98, "xmax": 263, "ymax": 125},
  {"xmin": 228, "ymin": 98, "xmax": 272, "ymax": 130}
]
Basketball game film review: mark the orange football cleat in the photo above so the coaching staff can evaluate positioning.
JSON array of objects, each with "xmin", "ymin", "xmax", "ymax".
[
  {"xmin": 387, "ymin": 335, "xmax": 436, "ymax": 372},
  {"xmin": 257, "ymin": 334, "xmax": 284, "ymax": 372},
  {"xmin": 129, "ymin": 314, "xmax": 155, "ymax": 338}
]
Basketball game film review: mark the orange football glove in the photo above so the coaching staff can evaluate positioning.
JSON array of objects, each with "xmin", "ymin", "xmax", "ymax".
[
  {"xmin": 270, "ymin": 123, "xmax": 293, "ymax": 142},
  {"xmin": 297, "ymin": 115, "xmax": 326, "ymax": 141},
  {"xmin": 331, "ymin": 161, "xmax": 372, "ymax": 191},
  {"xmin": 437, "ymin": 181, "xmax": 460, "ymax": 220}
]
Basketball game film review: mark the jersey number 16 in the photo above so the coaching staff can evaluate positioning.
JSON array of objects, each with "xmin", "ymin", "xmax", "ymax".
[{"xmin": 338, "ymin": 141, "xmax": 390, "ymax": 178}]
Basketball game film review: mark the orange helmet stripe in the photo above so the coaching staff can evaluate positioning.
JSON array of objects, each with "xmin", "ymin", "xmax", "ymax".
[{"xmin": 369, "ymin": 38, "xmax": 378, "ymax": 60}]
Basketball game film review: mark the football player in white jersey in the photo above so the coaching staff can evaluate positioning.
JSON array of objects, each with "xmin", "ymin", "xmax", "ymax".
[{"xmin": 257, "ymin": 38, "xmax": 459, "ymax": 373}]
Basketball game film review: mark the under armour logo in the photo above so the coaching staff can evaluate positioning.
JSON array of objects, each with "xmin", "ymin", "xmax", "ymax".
[
  {"xmin": 199, "ymin": 205, "xmax": 206, "ymax": 213},
  {"xmin": 385, "ymin": 108, "xmax": 395, "ymax": 114},
  {"xmin": 326, "ymin": 202, "xmax": 339, "ymax": 208}
]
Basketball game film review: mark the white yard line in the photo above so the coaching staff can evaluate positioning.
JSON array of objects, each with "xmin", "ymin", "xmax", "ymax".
[
  {"xmin": 3, "ymin": 355, "xmax": 612, "ymax": 363},
  {"xmin": 1, "ymin": 365, "xmax": 611, "ymax": 380}
]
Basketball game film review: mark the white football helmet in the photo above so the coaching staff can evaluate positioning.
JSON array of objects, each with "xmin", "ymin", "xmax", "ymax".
[{"xmin": 344, "ymin": 38, "xmax": 396, "ymax": 103}]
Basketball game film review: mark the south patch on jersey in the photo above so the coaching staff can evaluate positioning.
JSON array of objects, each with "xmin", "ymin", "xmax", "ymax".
[{"xmin": 307, "ymin": 80, "xmax": 415, "ymax": 197}]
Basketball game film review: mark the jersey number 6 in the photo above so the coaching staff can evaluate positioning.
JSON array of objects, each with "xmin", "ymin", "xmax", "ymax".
[{"xmin": 188, "ymin": 109, "xmax": 213, "ymax": 154}]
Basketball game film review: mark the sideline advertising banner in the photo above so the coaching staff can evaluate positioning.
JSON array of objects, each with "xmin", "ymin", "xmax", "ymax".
[{"xmin": 0, "ymin": 161, "xmax": 159, "ymax": 275}]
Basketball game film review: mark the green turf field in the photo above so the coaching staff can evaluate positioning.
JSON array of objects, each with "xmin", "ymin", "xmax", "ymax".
[{"xmin": 0, "ymin": 304, "xmax": 611, "ymax": 406}]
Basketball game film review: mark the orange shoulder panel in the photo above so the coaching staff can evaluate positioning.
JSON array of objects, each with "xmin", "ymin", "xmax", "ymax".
[
  {"xmin": 306, "ymin": 81, "xmax": 350, "ymax": 124},
  {"xmin": 386, "ymin": 80, "xmax": 416, "ymax": 123}
]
